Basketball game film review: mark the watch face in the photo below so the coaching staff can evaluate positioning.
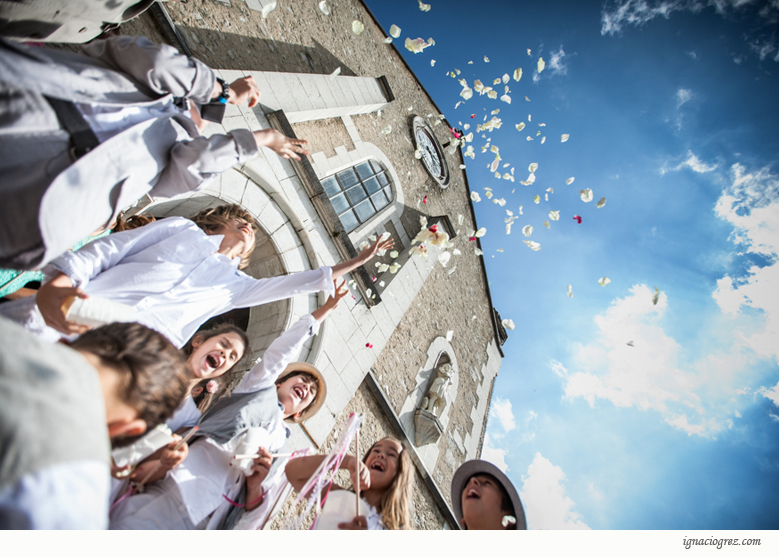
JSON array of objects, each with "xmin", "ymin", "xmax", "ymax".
[{"xmin": 412, "ymin": 117, "xmax": 450, "ymax": 187}]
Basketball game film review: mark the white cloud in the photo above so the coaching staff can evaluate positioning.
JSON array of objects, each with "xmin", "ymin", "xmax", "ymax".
[
  {"xmin": 735, "ymin": 409, "xmax": 742, "ymax": 417},
  {"xmin": 490, "ymin": 397, "xmax": 517, "ymax": 432},
  {"xmin": 769, "ymin": 413, "xmax": 779, "ymax": 422},
  {"xmin": 758, "ymin": 380, "xmax": 779, "ymax": 406},
  {"xmin": 481, "ymin": 433, "xmax": 509, "ymax": 472},
  {"xmin": 548, "ymin": 46, "xmax": 568, "ymax": 74},
  {"xmin": 550, "ymin": 359, "xmax": 569, "ymax": 378},
  {"xmin": 527, "ymin": 410, "xmax": 538, "ymax": 423},
  {"xmin": 602, "ymin": 1, "xmax": 779, "ymax": 62},
  {"xmin": 676, "ymin": 88, "xmax": 693, "ymax": 108},
  {"xmin": 713, "ymin": 163, "xmax": 779, "ymax": 363},
  {"xmin": 661, "ymin": 150, "xmax": 718, "ymax": 175},
  {"xmin": 519, "ymin": 453, "xmax": 590, "ymax": 530}
]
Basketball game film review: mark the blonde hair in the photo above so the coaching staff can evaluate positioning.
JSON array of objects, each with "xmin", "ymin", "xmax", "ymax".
[
  {"xmin": 362, "ymin": 437, "xmax": 414, "ymax": 530},
  {"xmin": 191, "ymin": 204, "xmax": 259, "ymax": 269}
]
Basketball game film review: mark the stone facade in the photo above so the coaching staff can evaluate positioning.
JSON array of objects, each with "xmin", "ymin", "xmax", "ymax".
[{"xmin": 120, "ymin": 0, "xmax": 506, "ymax": 529}]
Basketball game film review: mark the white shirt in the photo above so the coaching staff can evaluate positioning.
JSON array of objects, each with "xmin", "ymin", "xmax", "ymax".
[
  {"xmin": 1, "ymin": 217, "xmax": 334, "ymax": 348},
  {"xmin": 0, "ymin": 460, "xmax": 110, "ymax": 529},
  {"xmin": 114, "ymin": 314, "xmax": 320, "ymax": 527},
  {"xmin": 166, "ymin": 396, "xmax": 201, "ymax": 433}
]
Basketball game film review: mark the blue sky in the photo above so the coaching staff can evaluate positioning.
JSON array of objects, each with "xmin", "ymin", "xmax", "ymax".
[{"xmin": 365, "ymin": 0, "xmax": 779, "ymax": 529}]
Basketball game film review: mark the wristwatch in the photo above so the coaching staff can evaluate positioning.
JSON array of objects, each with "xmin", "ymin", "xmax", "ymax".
[{"xmin": 215, "ymin": 77, "xmax": 230, "ymax": 104}]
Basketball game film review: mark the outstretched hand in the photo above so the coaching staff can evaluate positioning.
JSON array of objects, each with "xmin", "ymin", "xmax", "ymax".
[
  {"xmin": 345, "ymin": 455, "xmax": 371, "ymax": 493},
  {"xmin": 36, "ymin": 273, "xmax": 91, "ymax": 335},
  {"xmin": 312, "ymin": 280, "xmax": 349, "ymax": 323},
  {"xmin": 253, "ymin": 129, "xmax": 309, "ymax": 160},
  {"xmin": 228, "ymin": 76, "xmax": 261, "ymax": 108},
  {"xmin": 359, "ymin": 236, "xmax": 395, "ymax": 263}
]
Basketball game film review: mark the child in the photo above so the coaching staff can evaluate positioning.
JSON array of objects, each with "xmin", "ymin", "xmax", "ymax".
[
  {"xmin": 285, "ymin": 437, "xmax": 414, "ymax": 530},
  {"xmin": 108, "ymin": 282, "xmax": 348, "ymax": 529},
  {"xmin": 0, "ymin": 203, "xmax": 393, "ymax": 348},
  {"xmin": 450, "ymin": 460, "xmax": 527, "ymax": 530},
  {"xmin": 111, "ymin": 323, "xmax": 249, "ymax": 485},
  {"xmin": 0, "ymin": 35, "xmax": 308, "ymax": 270},
  {"xmin": 0, "ymin": 317, "xmax": 189, "ymax": 529}
]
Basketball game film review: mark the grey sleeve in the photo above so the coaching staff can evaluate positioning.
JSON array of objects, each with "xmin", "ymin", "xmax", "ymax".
[
  {"xmin": 150, "ymin": 129, "xmax": 260, "ymax": 199},
  {"xmin": 79, "ymin": 35, "xmax": 215, "ymax": 103}
]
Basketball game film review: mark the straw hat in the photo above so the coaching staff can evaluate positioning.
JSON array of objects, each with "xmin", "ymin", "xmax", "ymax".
[
  {"xmin": 278, "ymin": 362, "xmax": 327, "ymax": 423},
  {"xmin": 451, "ymin": 459, "xmax": 527, "ymax": 530}
]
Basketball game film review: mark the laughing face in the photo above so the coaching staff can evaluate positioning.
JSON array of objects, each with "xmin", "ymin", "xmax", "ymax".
[
  {"xmin": 364, "ymin": 438, "xmax": 402, "ymax": 491},
  {"xmin": 276, "ymin": 373, "xmax": 318, "ymax": 419},
  {"xmin": 460, "ymin": 473, "xmax": 511, "ymax": 530},
  {"xmin": 188, "ymin": 331, "xmax": 245, "ymax": 380}
]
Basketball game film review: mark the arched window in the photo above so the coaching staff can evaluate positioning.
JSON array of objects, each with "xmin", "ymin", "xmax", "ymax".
[{"xmin": 321, "ymin": 160, "xmax": 394, "ymax": 232}]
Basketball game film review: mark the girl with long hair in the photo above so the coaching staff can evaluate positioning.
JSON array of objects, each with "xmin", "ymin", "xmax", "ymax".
[{"xmin": 285, "ymin": 436, "xmax": 414, "ymax": 530}]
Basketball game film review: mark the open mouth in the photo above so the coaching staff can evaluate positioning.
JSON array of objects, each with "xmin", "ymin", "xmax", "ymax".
[
  {"xmin": 369, "ymin": 461, "xmax": 385, "ymax": 472},
  {"xmin": 205, "ymin": 353, "xmax": 222, "ymax": 372},
  {"xmin": 465, "ymin": 488, "xmax": 481, "ymax": 500},
  {"xmin": 292, "ymin": 385, "xmax": 306, "ymax": 399}
]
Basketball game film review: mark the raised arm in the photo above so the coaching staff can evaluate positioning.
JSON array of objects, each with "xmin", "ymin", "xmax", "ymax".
[
  {"xmin": 331, "ymin": 237, "xmax": 395, "ymax": 281},
  {"xmin": 285, "ymin": 453, "xmax": 370, "ymax": 495}
]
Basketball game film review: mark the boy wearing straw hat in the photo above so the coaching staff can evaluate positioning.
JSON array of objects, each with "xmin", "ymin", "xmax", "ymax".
[
  {"xmin": 109, "ymin": 282, "xmax": 347, "ymax": 530},
  {"xmin": 0, "ymin": 317, "xmax": 189, "ymax": 529},
  {"xmin": 451, "ymin": 459, "xmax": 527, "ymax": 530}
]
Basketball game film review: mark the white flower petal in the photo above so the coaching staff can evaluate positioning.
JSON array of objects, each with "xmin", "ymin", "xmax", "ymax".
[
  {"xmin": 471, "ymin": 192, "xmax": 481, "ymax": 202},
  {"xmin": 382, "ymin": 37, "xmax": 393, "ymax": 44},
  {"xmin": 566, "ymin": 177, "xmax": 575, "ymax": 185},
  {"xmin": 457, "ymin": 214, "xmax": 464, "ymax": 225},
  {"xmin": 500, "ymin": 94, "xmax": 511, "ymax": 104},
  {"xmin": 527, "ymin": 48, "xmax": 532, "ymax": 56},
  {"xmin": 541, "ymin": 136, "xmax": 546, "ymax": 144},
  {"xmin": 598, "ymin": 277, "xmax": 611, "ymax": 287},
  {"xmin": 546, "ymin": 187, "xmax": 554, "ymax": 193},
  {"xmin": 318, "ymin": 1, "xmax": 330, "ymax": 15},
  {"xmin": 513, "ymin": 68, "xmax": 523, "ymax": 81},
  {"xmin": 389, "ymin": 24, "xmax": 401, "ymax": 38},
  {"xmin": 474, "ymin": 248, "xmax": 483, "ymax": 256},
  {"xmin": 596, "ymin": 197, "xmax": 607, "ymax": 209},
  {"xmin": 522, "ymin": 225, "xmax": 533, "ymax": 237},
  {"xmin": 438, "ymin": 251, "xmax": 451, "ymax": 267},
  {"xmin": 475, "ymin": 227, "xmax": 487, "ymax": 238},
  {"xmin": 515, "ymin": 122, "xmax": 526, "ymax": 132},
  {"xmin": 567, "ymin": 284, "xmax": 573, "ymax": 298},
  {"xmin": 487, "ymin": 90, "xmax": 498, "ymax": 99},
  {"xmin": 549, "ymin": 210, "xmax": 560, "ymax": 221},
  {"xmin": 460, "ymin": 87, "xmax": 473, "ymax": 100},
  {"xmin": 561, "ymin": 134, "xmax": 570, "ymax": 142},
  {"xmin": 418, "ymin": 1, "xmax": 431, "ymax": 11},
  {"xmin": 381, "ymin": 125, "xmax": 392, "ymax": 134},
  {"xmin": 537, "ymin": 57, "xmax": 545, "ymax": 73},
  {"xmin": 528, "ymin": 162, "xmax": 538, "ymax": 173},
  {"xmin": 580, "ymin": 188, "xmax": 593, "ymax": 202},
  {"xmin": 430, "ymin": 59, "xmax": 436, "ymax": 66},
  {"xmin": 533, "ymin": 195, "xmax": 540, "ymax": 204},
  {"xmin": 501, "ymin": 318, "xmax": 516, "ymax": 330},
  {"xmin": 484, "ymin": 55, "xmax": 490, "ymax": 62},
  {"xmin": 543, "ymin": 220, "xmax": 550, "ymax": 228},
  {"xmin": 652, "ymin": 286, "xmax": 660, "ymax": 305},
  {"xmin": 389, "ymin": 250, "xmax": 399, "ymax": 259},
  {"xmin": 352, "ymin": 20, "xmax": 364, "ymax": 35},
  {"xmin": 523, "ymin": 240, "xmax": 541, "ymax": 251},
  {"xmin": 262, "ymin": 1, "xmax": 277, "ymax": 18}
]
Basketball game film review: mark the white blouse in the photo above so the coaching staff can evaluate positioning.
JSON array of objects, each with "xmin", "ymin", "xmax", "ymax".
[{"xmin": 0, "ymin": 217, "xmax": 334, "ymax": 348}]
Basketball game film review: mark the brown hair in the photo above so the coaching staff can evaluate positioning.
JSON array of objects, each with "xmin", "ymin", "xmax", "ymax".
[
  {"xmin": 362, "ymin": 437, "xmax": 414, "ymax": 530},
  {"xmin": 71, "ymin": 323, "xmax": 188, "ymax": 447},
  {"xmin": 113, "ymin": 213, "xmax": 156, "ymax": 233},
  {"xmin": 275, "ymin": 370, "xmax": 319, "ymax": 423},
  {"xmin": 191, "ymin": 204, "xmax": 259, "ymax": 269},
  {"xmin": 181, "ymin": 323, "xmax": 250, "ymax": 413}
]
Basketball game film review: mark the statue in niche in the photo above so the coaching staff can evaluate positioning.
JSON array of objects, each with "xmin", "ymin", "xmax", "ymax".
[{"xmin": 422, "ymin": 362, "xmax": 454, "ymax": 416}]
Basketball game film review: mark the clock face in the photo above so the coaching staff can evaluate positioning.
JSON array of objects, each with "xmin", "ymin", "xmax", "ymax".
[{"xmin": 412, "ymin": 117, "xmax": 450, "ymax": 187}]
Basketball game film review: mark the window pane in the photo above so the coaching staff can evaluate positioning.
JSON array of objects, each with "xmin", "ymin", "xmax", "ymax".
[
  {"xmin": 354, "ymin": 199, "xmax": 376, "ymax": 222},
  {"xmin": 371, "ymin": 191, "xmax": 389, "ymax": 211},
  {"xmin": 337, "ymin": 168, "xmax": 359, "ymax": 189},
  {"xmin": 370, "ymin": 160, "xmax": 384, "ymax": 173},
  {"xmin": 345, "ymin": 185, "xmax": 367, "ymax": 205},
  {"xmin": 383, "ymin": 186, "xmax": 393, "ymax": 202},
  {"xmin": 331, "ymin": 193, "xmax": 350, "ymax": 214},
  {"xmin": 376, "ymin": 172, "xmax": 389, "ymax": 187},
  {"xmin": 322, "ymin": 176, "xmax": 341, "ymax": 198},
  {"xmin": 355, "ymin": 161, "xmax": 374, "ymax": 181},
  {"xmin": 339, "ymin": 209, "xmax": 360, "ymax": 232},
  {"xmin": 363, "ymin": 176, "xmax": 381, "ymax": 195}
]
